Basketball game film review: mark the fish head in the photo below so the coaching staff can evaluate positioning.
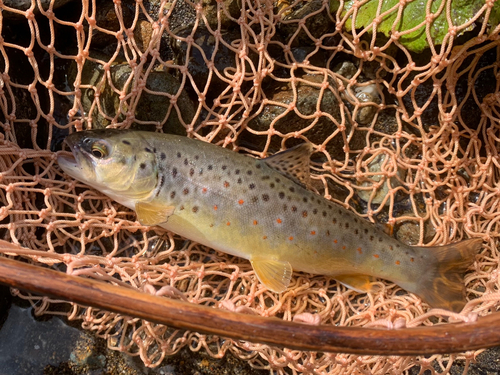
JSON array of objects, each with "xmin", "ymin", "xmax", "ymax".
[{"xmin": 57, "ymin": 129, "xmax": 158, "ymax": 203}]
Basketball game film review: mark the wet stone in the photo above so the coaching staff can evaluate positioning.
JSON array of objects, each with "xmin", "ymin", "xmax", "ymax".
[
  {"xmin": 241, "ymin": 73, "xmax": 366, "ymax": 160},
  {"xmin": 69, "ymin": 59, "xmax": 195, "ymax": 134},
  {"xmin": 201, "ymin": 0, "xmax": 242, "ymax": 29},
  {"xmin": 2, "ymin": 0, "xmax": 74, "ymax": 19},
  {"xmin": 170, "ymin": 25, "xmax": 255, "ymax": 103},
  {"xmin": 276, "ymin": 0, "xmax": 335, "ymax": 47},
  {"xmin": 357, "ymin": 153, "xmax": 405, "ymax": 206}
]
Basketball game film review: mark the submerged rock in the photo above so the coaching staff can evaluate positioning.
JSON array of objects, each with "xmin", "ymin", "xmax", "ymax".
[
  {"xmin": 69, "ymin": 58, "xmax": 195, "ymax": 134},
  {"xmin": 201, "ymin": 0, "xmax": 242, "ymax": 29},
  {"xmin": 170, "ymin": 25, "xmax": 254, "ymax": 103},
  {"xmin": 241, "ymin": 73, "xmax": 366, "ymax": 159}
]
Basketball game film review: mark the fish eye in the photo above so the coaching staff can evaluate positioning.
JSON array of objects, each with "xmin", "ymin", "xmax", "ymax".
[{"xmin": 91, "ymin": 141, "xmax": 109, "ymax": 158}]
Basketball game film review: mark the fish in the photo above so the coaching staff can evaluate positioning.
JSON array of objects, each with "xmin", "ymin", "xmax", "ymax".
[{"xmin": 57, "ymin": 129, "xmax": 482, "ymax": 312}]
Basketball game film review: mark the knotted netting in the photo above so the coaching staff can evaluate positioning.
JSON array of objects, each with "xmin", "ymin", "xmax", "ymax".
[{"xmin": 1, "ymin": 0, "xmax": 500, "ymax": 373}]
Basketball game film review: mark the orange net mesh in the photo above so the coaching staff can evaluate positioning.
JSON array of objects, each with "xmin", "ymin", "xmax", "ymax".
[{"xmin": 1, "ymin": 0, "xmax": 500, "ymax": 373}]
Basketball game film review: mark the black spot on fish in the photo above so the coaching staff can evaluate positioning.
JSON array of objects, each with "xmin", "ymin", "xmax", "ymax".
[
  {"xmin": 183, "ymin": 188, "xmax": 189, "ymax": 195},
  {"xmin": 252, "ymin": 196, "xmax": 258, "ymax": 203},
  {"xmin": 322, "ymin": 211, "xmax": 327, "ymax": 217},
  {"xmin": 355, "ymin": 229, "xmax": 358, "ymax": 234},
  {"xmin": 262, "ymin": 194, "xmax": 269, "ymax": 201},
  {"xmin": 396, "ymin": 244, "xmax": 401, "ymax": 248},
  {"xmin": 170, "ymin": 191, "xmax": 176, "ymax": 199},
  {"xmin": 160, "ymin": 152, "xmax": 166, "ymax": 160},
  {"xmin": 222, "ymin": 165, "xmax": 227, "ymax": 170},
  {"xmin": 122, "ymin": 140, "xmax": 131, "ymax": 145},
  {"xmin": 158, "ymin": 175, "xmax": 165, "ymax": 191},
  {"xmin": 279, "ymin": 192, "xmax": 285, "ymax": 199},
  {"xmin": 289, "ymin": 187, "xmax": 295, "ymax": 192},
  {"xmin": 247, "ymin": 170, "xmax": 253, "ymax": 175},
  {"xmin": 313, "ymin": 209, "xmax": 318, "ymax": 215},
  {"xmin": 270, "ymin": 183, "xmax": 275, "ymax": 188},
  {"xmin": 184, "ymin": 159, "xmax": 188, "ymax": 166},
  {"xmin": 262, "ymin": 175, "xmax": 270, "ymax": 180},
  {"xmin": 275, "ymin": 178, "xmax": 280, "ymax": 183},
  {"xmin": 140, "ymin": 163, "xmax": 146, "ymax": 170},
  {"xmin": 303, "ymin": 197, "xmax": 308, "ymax": 203},
  {"xmin": 338, "ymin": 210, "xmax": 342, "ymax": 215},
  {"xmin": 354, "ymin": 218, "xmax": 358, "ymax": 223},
  {"xmin": 364, "ymin": 229, "xmax": 369, "ymax": 234},
  {"xmin": 292, "ymin": 206, "xmax": 297, "ymax": 212},
  {"xmin": 283, "ymin": 204, "xmax": 287, "ymax": 211},
  {"xmin": 153, "ymin": 148, "xmax": 157, "ymax": 153},
  {"xmin": 249, "ymin": 183, "xmax": 255, "ymax": 189},
  {"xmin": 177, "ymin": 152, "xmax": 181, "ymax": 158},
  {"xmin": 189, "ymin": 168, "xmax": 194, "ymax": 176},
  {"xmin": 133, "ymin": 155, "xmax": 137, "ymax": 161},
  {"xmin": 370, "ymin": 236, "xmax": 374, "ymax": 241},
  {"xmin": 208, "ymin": 165, "xmax": 213, "ymax": 170},
  {"xmin": 237, "ymin": 178, "xmax": 242, "ymax": 184},
  {"xmin": 145, "ymin": 147, "xmax": 153, "ymax": 153},
  {"xmin": 172, "ymin": 168, "xmax": 178, "ymax": 178},
  {"xmin": 192, "ymin": 206, "xmax": 199, "ymax": 213},
  {"xmin": 235, "ymin": 169, "xmax": 240, "ymax": 175},
  {"xmin": 256, "ymin": 164, "xmax": 261, "ymax": 169},
  {"xmin": 195, "ymin": 155, "xmax": 199, "ymax": 160},
  {"xmin": 379, "ymin": 238, "xmax": 383, "ymax": 242}
]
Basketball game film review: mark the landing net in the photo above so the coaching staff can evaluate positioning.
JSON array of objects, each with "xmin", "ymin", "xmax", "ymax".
[{"xmin": 1, "ymin": 0, "xmax": 499, "ymax": 373}]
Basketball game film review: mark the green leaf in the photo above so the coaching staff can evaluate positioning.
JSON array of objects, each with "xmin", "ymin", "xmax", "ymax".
[{"xmin": 330, "ymin": 0, "xmax": 499, "ymax": 53}]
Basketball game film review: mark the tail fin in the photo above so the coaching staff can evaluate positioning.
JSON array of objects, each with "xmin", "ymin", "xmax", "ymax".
[{"xmin": 414, "ymin": 238, "xmax": 482, "ymax": 312}]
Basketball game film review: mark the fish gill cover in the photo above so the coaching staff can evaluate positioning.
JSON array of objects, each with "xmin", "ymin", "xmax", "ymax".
[{"xmin": 0, "ymin": 0, "xmax": 499, "ymax": 373}]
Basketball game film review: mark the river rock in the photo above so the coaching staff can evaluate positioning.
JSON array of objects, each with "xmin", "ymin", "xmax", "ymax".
[
  {"xmin": 241, "ymin": 73, "xmax": 366, "ymax": 160},
  {"xmin": 69, "ymin": 59, "xmax": 195, "ymax": 134}
]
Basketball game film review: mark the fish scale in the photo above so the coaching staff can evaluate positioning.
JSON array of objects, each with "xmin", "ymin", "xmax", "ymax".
[{"xmin": 57, "ymin": 129, "xmax": 482, "ymax": 312}]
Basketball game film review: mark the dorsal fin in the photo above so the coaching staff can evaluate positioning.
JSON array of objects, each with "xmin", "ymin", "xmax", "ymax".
[{"xmin": 263, "ymin": 143, "xmax": 313, "ymax": 187}]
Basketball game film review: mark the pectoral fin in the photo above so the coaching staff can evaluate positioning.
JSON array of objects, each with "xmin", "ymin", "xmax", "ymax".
[
  {"xmin": 336, "ymin": 274, "xmax": 380, "ymax": 293},
  {"xmin": 251, "ymin": 257, "xmax": 292, "ymax": 293},
  {"xmin": 135, "ymin": 201, "xmax": 175, "ymax": 226}
]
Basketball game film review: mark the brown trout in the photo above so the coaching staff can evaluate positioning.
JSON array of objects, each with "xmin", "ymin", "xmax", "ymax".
[{"xmin": 57, "ymin": 129, "xmax": 482, "ymax": 312}]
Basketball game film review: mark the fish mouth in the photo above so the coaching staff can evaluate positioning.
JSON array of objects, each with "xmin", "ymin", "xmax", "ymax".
[{"xmin": 56, "ymin": 133, "xmax": 95, "ymax": 182}]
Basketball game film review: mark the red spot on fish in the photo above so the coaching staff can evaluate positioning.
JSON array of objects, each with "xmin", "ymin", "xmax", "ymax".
[
  {"xmin": 277, "ymin": 218, "xmax": 282, "ymax": 224},
  {"xmin": 310, "ymin": 231, "xmax": 316, "ymax": 235},
  {"xmin": 226, "ymin": 221, "xmax": 231, "ymax": 226},
  {"xmin": 253, "ymin": 220, "xmax": 258, "ymax": 225},
  {"xmin": 410, "ymin": 257, "xmax": 414, "ymax": 262},
  {"xmin": 238, "ymin": 199, "xmax": 244, "ymax": 205},
  {"xmin": 224, "ymin": 181, "xmax": 230, "ymax": 188},
  {"xmin": 342, "ymin": 246, "xmax": 346, "ymax": 250},
  {"xmin": 202, "ymin": 187, "xmax": 207, "ymax": 194},
  {"xmin": 373, "ymin": 254, "xmax": 379, "ymax": 259},
  {"xmin": 395, "ymin": 260, "xmax": 400, "ymax": 265},
  {"xmin": 263, "ymin": 236, "xmax": 267, "ymax": 240},
  {"xmin": 213, "ymin": 205, "xmax": 218, "ymax": 210},
  {"xmin": 289, "ymin": 236, "xmax": 294, "ymax": 241},
  {"xmin": 334, "ymin": 239, "xmax": 338, "ymax": 244},
  {"xmin": 357, "ymin": 247, "xmax": 362, "ymax": 254}
]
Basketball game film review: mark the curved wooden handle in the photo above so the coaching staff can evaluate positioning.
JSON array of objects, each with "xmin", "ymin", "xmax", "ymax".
[{"xmin": 0, "ymin": 255, "xmax": 495, "ymax": 355}]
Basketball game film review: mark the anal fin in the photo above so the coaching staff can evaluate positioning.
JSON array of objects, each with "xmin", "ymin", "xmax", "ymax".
[
  {"xmin": 251, "ymin": 257, "xmax": 292, "ymax": 293},
  {"xmin": 336, "ymin": 274, "xmax": 380, "ymax": 293},
  {"xmin": 135, "ymin": 201, "xmax": 175, "ymax": 226}
]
